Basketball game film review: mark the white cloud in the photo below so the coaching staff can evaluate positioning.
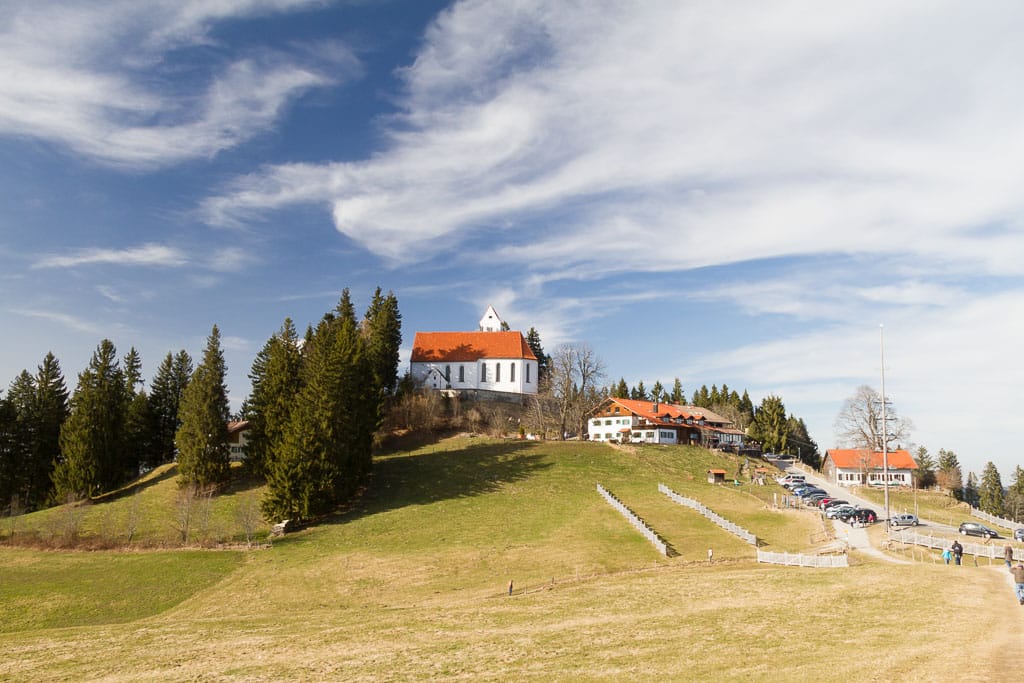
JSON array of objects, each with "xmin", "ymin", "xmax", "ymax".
[
  {"xmin": 33, "ymin": 243, "xmax": 188, "ymax": 269},
  {"xmin": 0, "ymin": 0, "xmax": 351, "ymax": 168}
]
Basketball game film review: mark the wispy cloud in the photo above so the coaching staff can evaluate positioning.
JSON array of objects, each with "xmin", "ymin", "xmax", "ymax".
[
  {"xmin": 0, "ymin": 0, "xmax": 354, "ymax": 168},
  {"xmin": 10, "ymin": 308, "xmax": 121, "ymax": 337},
  {"xmin": 203, "ymin": 1, "xmax": 1024, "ymax": 281},
  {"xmin": 33, "ymin": 243, "xmax": 188, "ymax": 269}
]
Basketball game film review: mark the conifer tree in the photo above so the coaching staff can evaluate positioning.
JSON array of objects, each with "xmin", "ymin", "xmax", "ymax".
[
  {"xmin": 362, "ymin": 287, "xmax": 402, "ymax": 402},
  {"xmin": 963, "ymin": 471, "xmax": 980, "ymax": 507},
  {"xmin": 978, "ymin": 461, "xmax": 1005, "ymax": 516},
  {"xmin": 30, "ymin": 353, "xmax": 68, "ymax": 508},
  {"xmin": 670, "ymin": 378, "xmax": 685, "ymax": 404},
  {"xmin": 524, "ymin": 327, "xmax": 550, "ymax": 384},
  {"xmin": 739, "ymin": 390, "xmax": 754, "ymax": 423},
  {"xmin": 175, "ymin": 326, "xmax": 230, "ymax": 488},
  {"xmin": 612, "ymin": 378, "xmax": 629, "ymax": 398},
  {"xmin": 0, "ymin": 394, "xmax": 19, "ymax": 511},
  {"xmin": 650, "ymin": 381, "xmax": 665, "ymax": 403},
  {"xmin": 913, "ymin": 446, "xmax": 937, "ymax": 489},
  {"xmin": 1006, "ymin": 466, "xmax": 1024, "ymax": 522},
  {"xmin": 693, "ymin": 385, "xmax": 710, "ymax": 407},
  {"xmin": 2, "ymin": 373, "xmax": 35, "ymax": 508},
  {"xmin": 53, "ymin": 340, "xmax": 129, "ymax": 499},
  {"xmin": 148, "ymin": 351, "xmax": 193, "ymax": 466},
  {"xmin": 749, "ymin": 395, "xmax": 788, "ymax": 453},
  {"xmin": 936, "ymin": 449, "xmax": 963, "ymax": 499},
  {"xmin": 244, "ymin": 318, "xmax": 303, "ymax": 477}
]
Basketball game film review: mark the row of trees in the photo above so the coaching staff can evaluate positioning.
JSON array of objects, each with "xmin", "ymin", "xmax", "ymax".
[
  {"xmin": 243, "ymin": 288, "xmax": 401, "ymax": 522},
  {"xmin": 0, "ymin": 344, "xmax": 194, "ymax": 512}
]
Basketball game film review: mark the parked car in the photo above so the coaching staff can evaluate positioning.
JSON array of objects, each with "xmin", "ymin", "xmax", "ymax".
[
  {"xmin": 821, "ymin": 499, "xmax": 849, "ymax": 510},
  {"xmin": 958, "ymin": 522, "xmax": 999, "ymax": 538},
  {"xmin": 826, "ymin": 504, "xmax": 856, "ymax": 519},
  {"xmin": 1015, "ymin": 528, "xmax": 1024, "ymax": 542},
  {"xmin": 889, "ymin": 513, "xmax": 919, "ymax": 527},
  {"xmin": 842, "ymin": 508, "xmax": 877, "ymax": 525},
  {"xmin": 792, "ymin": 484, "xmax": 823, "ymax": 496}
]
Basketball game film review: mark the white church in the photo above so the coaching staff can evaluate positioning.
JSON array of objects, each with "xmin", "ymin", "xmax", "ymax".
[{"xmin": 410, "ymin": 306, "xmax": 539, "ymax": 397}]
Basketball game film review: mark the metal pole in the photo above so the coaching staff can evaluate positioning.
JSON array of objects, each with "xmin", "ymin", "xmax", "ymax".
[{"xmin": 880, "ymin": 325, "xmax": 890, "ymax": 524}]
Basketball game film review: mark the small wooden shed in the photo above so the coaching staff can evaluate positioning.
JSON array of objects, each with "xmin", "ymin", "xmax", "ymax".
[{"xmin": 707, "ymin": 468, "xmax": 727, "ymax": 484}]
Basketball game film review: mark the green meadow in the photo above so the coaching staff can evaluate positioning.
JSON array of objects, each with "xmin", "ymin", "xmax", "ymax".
[{"xmin": 1, "ymin": 437, "xmax": 1020, "ymax": 680}]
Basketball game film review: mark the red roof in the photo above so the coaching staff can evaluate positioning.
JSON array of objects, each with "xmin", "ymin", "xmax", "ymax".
[
  {"xmin": 598, "ymin": 397, "xmax": 731, "ymax": 426},
  {"xmin": 411, "ymin": 331, "xmax": 537, "ymax": 363},
  {"xmin": 227, "ymin": 420, "xmax": 250, "ymax": 435},
  {"xmin": 825, "ymin": 449, "xmax": 917, "ymax": 470}
]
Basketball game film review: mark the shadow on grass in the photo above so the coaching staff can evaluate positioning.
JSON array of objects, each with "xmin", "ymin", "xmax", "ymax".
[{"xmin": 335, "ymin": 440, "xmax": 550, "ymax": 523}]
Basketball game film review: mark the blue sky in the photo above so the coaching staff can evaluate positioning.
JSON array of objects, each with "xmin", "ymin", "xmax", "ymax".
[{"xmin": 2, "ymin": 1, "xmax": 1024, "ymax": 480}]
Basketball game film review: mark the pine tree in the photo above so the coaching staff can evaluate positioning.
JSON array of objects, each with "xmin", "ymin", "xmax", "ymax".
[
  {"xmin": 0, "ymin": 394, "xmax": 19, "ymax": 512},
  {"xmin": 244, "ymin": 319, "xmax": 303, "ymax": 478},
  {"xmin": 53, "ymin": 340, "xmax": 129, "ymax": 499},
  {"xmin": 632, "ymin": 381, "xmax": 647, "ymax": 401},
  {"xmin": 963, "ymin": 471, "xmax": 980, "ymax": 507},
  {"xmin": 650, "ymin": 381, "xmax": 665, "ymax": 403},
  {"xmin": 524, "ymin": 327, "xmax": 550, "ymax": 384},
  {"xmin": 1006, "ymin": 466, "xmax": 1024, "ymax": 522},
  {"xmin": 978, "ymin": 461, "xmax": 1005, "ymax": 517},
  {"xmin": 5, "ymin": 371, "xmax": 36, "ymax": 506},
  {"xmin": 175, "ymin": 326, "xmax": 230, "ymax": 488},
  {"xmin": 670, "ymin": 378, "xmax": 685, "ymax": 405},
  {"xmin": 786, "ymin": 416, "xmax": 820, "ymax": 468},
  {"xmin": 708, "ymin": 384, "xmax": 721, "ymax": 406},
  {"xmin": 362, "ymin": 288, "xmax": 402, "ymax": 399},
  {"xmin": 912, "ymin": 446, "xmax": 937, "ymax": 489},
  {"xmin": 749, "ymin": 395, "xmax": 788, "ymax": 454},
  {"xmin": 694, "ymin": 385, "xmax": 710, "ymax": 407},
  {"xmin": 123, "ymin": 347, "xmax": 143, "ymax": 393},
  {"xmin": 29, "ymin": 353, "xmax": 68, "ymax": 509},
  {"xmin": 739, "ymin": 390, "xmax": 754, "ymax": 424},
  {"xmin": 612, "ymin": 378, "xmax": 629, "ymax": 399},
  {"xmin": 936, "ymin": 448, "xmax": 963, "ymax": 499}
]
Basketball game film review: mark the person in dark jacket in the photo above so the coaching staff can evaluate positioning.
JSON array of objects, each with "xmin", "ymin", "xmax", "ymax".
[
  {"xmin": 951, "ymin": 540, "xmax": 963, "ymax": 566},
  {"xmin": 1004, "ymin": 543, "xmax": 1014, "ymax": 569},
  {"xmin": 1011, "ymin": 562, "xmax": 1024, "ymax": 605}
]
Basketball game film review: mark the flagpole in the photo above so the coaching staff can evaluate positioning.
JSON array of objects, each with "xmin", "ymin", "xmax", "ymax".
[{"xmin": 880, "ymin": 324, "xmax": 890, "ymax": 524}]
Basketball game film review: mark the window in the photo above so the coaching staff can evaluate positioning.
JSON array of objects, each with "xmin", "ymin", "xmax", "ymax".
[
  {"xmin": 496, "ymin": 363, "xmax": 501, "ymax": 382},
  {"xmin": 510, "ymin": 363, "xmax": 515, "ymax": 382},
  {"xmin": 481, "ymin": 363, "xmax": 487, "ymax": 382},
  {"xmin": 445, "ymin": 365, "xmax": 451, "ymax": 382},
  {"xmin": 459, "ymin": 365, "xmax": 465, "ymax": 382},
  {"xmin": 526, "ymin": 364, "xmax": 531, "ymax": 383},
  {"xmin": 604, "ymin": 419, "xmax": 612, "ymax": 426}
]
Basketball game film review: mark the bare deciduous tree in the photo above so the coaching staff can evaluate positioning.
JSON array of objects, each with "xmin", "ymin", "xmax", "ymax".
[
  {"xmin": 550, "ymin": 343, "xmax": 606, "ymax": 440},
  {"xmin": 834, "ymin": 385, "xmax": 913, "ymax": 451},
  {"xmin": 236, "ymin": 492, "xmax": 262, "ymax": 548}
]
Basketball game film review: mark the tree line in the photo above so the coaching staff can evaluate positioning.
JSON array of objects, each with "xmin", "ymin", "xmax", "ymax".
[{"xmin": 0, "ymin": 287, "xmax": 401, "ymax": 526}]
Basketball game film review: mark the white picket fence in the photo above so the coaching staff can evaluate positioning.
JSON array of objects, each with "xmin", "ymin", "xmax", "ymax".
[
  {"xmin": 658, "ymin": 483, "xmax": 758, "ymax": 545},
  {"xmin": 971, "ymin": 507, "xmax": 1021, "ymax": 532},
  {"xmin": 756, "ymin": 550, "xmax": 848, "ymax": 568},
  {"xmin": 596, "ymin": 484, "xmax": 672, "ymax": 556},
  {"xmin": 888, "ymin": 529, "xmax": 1014, "ymax": 560}
]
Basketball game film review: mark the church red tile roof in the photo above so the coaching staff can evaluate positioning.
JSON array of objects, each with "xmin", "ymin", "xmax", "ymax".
[
  {"xmin": 825, "ymin": 449, "xmax": 917, "ymax": 470},
  {"xmin": 411, "ymin": 331, "xmax": 537, "ymax": 362}
]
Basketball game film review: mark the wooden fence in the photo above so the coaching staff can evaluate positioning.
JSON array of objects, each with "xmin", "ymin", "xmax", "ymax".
[
  {"xmin": 971, "ymin": 507, "xmax": 1021, "ymax": 532},
  {"xmin": 596, "ymin": 484, "xmax": 672, "ymax": 556},
  {"xmin": 756, "ymin": 550, "xmax": 848, "ymax": 568},
  {"xmin": 658, "ymin": 483, "xmax": 758, "ymax": 545}
]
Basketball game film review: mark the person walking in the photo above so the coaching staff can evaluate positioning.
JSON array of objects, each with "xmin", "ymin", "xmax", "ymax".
[
  {"xmin": 942, "ymin": 548, "xmax": 952, "ymax": 565},
  {"xmin": 1005, "ymin": 543, "xmax": 1014, "ymax": 569},
  {"xmin": 1011, "ymin": 561, "xmax": 1024, "ymax": 605},
  {"xmin": 951, "ymin": 540, "xmax": 963, "ymax": 566}
]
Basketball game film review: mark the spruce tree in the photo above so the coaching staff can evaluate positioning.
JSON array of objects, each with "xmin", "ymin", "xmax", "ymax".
[
  {"xmin": 175, "ymin": 326, "xmax": 230, "ymax": 488},
  {"xmin": 936, "ymin": 449, "xmax": 963, "ymax": 499},
  {"xmin": 53, "ymin": 340, "xmax": 128, "ymax": 499},
  {"xmin": 525, "ymin": 327, "xmax": 550, "ymax": 384},
  {"xmin": 651, "ymin": 381, "xmax": 665, "ymax": 403},
  {"xmin": 749, "ymin": 395, "xmax": 788, "ymax": 454},
  {"xmin": 30, "ymin": 353, "xmax": 68, "ymax": 509},
  {"xmin": 913, "ymin": 446, "xmax": 937, "ymax": 489},
  {"xmin": 0, "ymin": 394, "xmax": 19, "ymax": 512},
  {"xmin": 361, "ymin": 288, "xmax": 402, "ymax": 400},
  {"xmin": 244, "ymin": 319, "xmax": 302, "ymax": 478},
  {"xmin": 612, "ymin": 378, "xmax": 629, "ymax": 398},
  {"xmin": 978, "ymin": 461, "xmax": 1005, "ymax": 517},
  {"xmin": 5, "ymin": 371, "xmax": 36, "ymax": 505},
  {"xmin": 1006, "ymin": 466, "xmax": 1024, "ymax": 522},
  {"xmin": 963, "ymin": 471, "xmax": 980, "ymax": 507},
  {"xmin": 670, "ymin": 378, "xmax": 685, "ymax": 404}
]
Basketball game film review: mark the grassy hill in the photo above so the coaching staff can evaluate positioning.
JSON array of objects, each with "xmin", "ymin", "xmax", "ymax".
[{"xmin": 1, "ymin": 437, "xmax": 1021, "ymax": 680}]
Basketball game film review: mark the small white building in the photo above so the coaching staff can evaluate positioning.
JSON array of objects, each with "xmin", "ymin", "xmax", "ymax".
[
  {"xmin": 410, "ymin": 307, "xmax": 538, "ymax": 396},
  {"xmin": 227, "ymin": 420, "xmax": 250, "ymax": 462},
  {"xmin": 821, "ymin": 449, "xmax": 917, "ymax": 487}
]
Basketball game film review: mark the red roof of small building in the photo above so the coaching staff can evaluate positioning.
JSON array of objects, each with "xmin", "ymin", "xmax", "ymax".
[
  {"xmin": 825, "ymin": 449, "xmax": 917, "ymax": 470},
  {"xmin": 598, "ymin": 397, "xmax": 731, "ymax": 425},
  {"xmin": 227, "ymin": 420, "xmax": 250, "ymax": 435},
  {"xmin": 411, "ymin": 331, "xmax": 537, "ymax": 363}
]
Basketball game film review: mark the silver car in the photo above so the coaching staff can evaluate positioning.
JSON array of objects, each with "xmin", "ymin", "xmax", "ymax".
[{"xmin": 889, "ymin": 513, "xmax": 919, "ymax": 527}]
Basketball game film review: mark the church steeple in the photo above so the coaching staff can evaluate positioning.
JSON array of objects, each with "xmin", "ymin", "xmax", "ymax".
[{"xmin": 479, "ymin": 305, "xmax": 504, "ymax": 332}]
